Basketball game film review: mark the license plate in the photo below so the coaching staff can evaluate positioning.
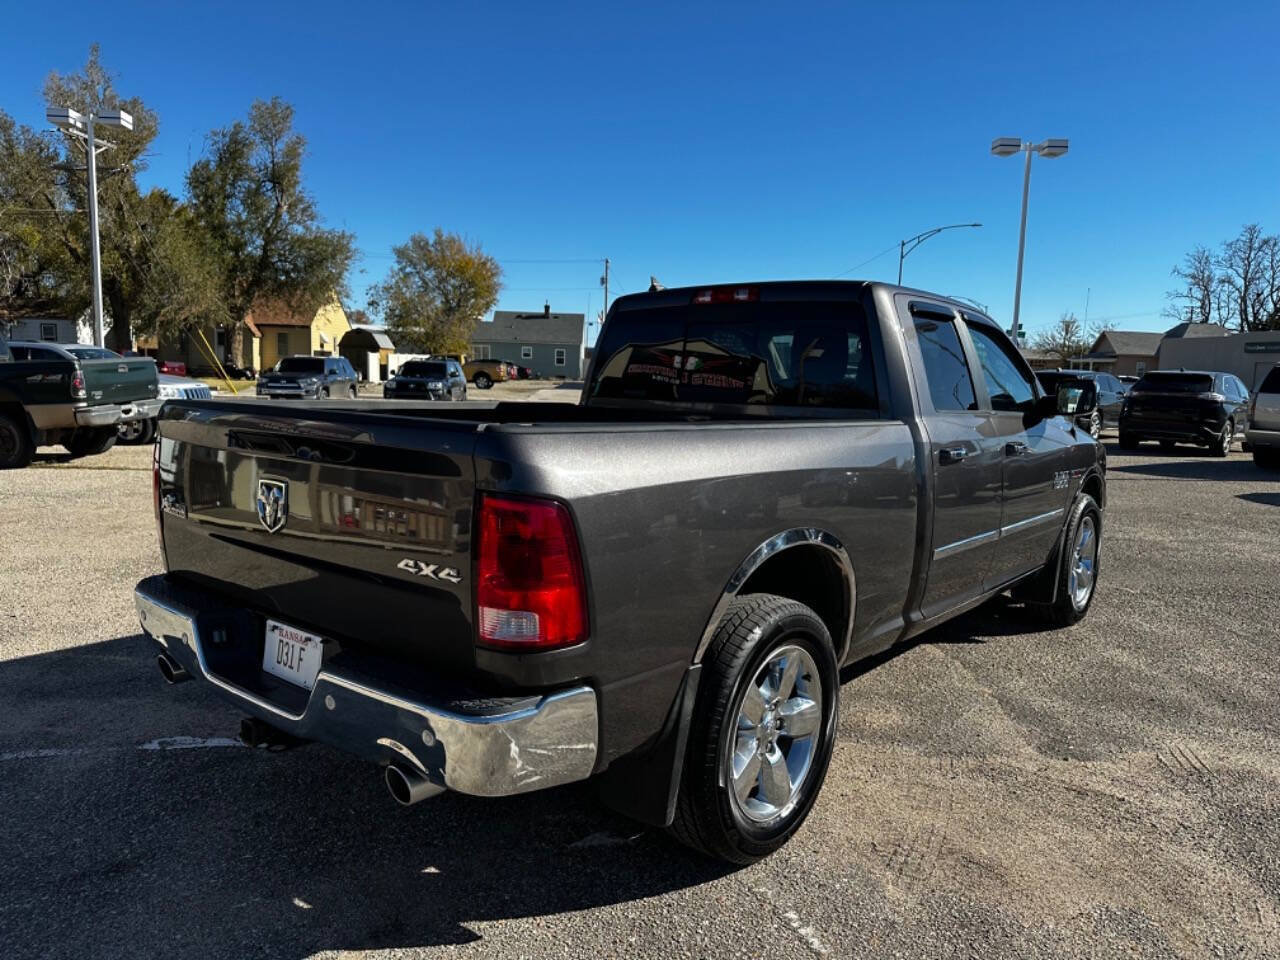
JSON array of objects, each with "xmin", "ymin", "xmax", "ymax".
[{"xmin": 262, "ymin": 619, "xmax": 324, "ymax": 690}]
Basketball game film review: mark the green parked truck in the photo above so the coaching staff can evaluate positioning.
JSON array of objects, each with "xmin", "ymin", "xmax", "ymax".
[{"xmin": 0, "ymin": 337, "xmax": 161, "ymax": 468}]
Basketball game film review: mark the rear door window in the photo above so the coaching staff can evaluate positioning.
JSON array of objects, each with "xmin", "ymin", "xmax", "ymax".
[
  {"xmin": 914, "ymin": 316, "xmax": 977, "ymax": 412},
  {"xmin": 1261, "ymin": 367, "xmax": 1280, "ymax": 394}
]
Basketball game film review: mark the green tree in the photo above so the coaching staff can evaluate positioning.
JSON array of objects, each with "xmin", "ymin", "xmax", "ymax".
[
  {"xmin": 0, "ymin": 110, "xmax": 77, "ymax": 329},
  {"xmin": 368, "ymin": 229, "xmax": 502, "ymax": 353},
  {"xmin": 187, "ymin": 97, "xmax": 355, "ymax": 362}
]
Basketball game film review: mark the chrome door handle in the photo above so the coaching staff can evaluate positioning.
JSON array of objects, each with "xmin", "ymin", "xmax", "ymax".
[
  {"xmin": 939, "ymin": 447, "xmax": 968, "ymax": 464},
  {"xmin": 1005, "ymin": 441, "xmax": 1028, "ymax": 456}
]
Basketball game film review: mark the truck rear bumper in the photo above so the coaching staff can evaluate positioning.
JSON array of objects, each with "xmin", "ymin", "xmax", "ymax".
[
  {"xmin": 133, "ymin": 575, "xmax": 599, "ymax": 797},
  {"xmin": 76, "ymin": 398, "xmax": 163, "ymax": 427}
]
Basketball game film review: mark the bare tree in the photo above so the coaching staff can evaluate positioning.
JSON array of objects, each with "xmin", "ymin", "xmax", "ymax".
[
  {"xmin": 1218, "ymin": 223, "xmax": 1276, "ymax": 332},
  {"xmin": 1031, "ymin": 312, "xmax": 1095, "ymax": 364},
  {"xmin": 1164, "ymin": 246, "xmax": 1219, "ymax": 325}
]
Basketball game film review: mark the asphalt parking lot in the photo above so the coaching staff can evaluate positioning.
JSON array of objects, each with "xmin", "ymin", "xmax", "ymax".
[{"xmin": 1, "ymin": 432, "xmax": 1278, "ymax": 959}]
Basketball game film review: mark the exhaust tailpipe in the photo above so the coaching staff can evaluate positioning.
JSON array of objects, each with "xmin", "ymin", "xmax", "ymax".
[
  {"xmin": 385, "ymin": 763, "xmax": 445, "ymax": 806},
  {"xmin": 157, "ymin": 652, "xmax": 191, "ymax": 684}
]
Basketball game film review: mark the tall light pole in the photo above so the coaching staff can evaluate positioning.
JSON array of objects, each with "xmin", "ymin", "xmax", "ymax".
[
  {"xmin": 47, "ymin": 106, "xmax": 133, "ymax": 348},
  {"xmin": 898, "ymin": 222, "xmax": 982, "ymax": 284},
  {"xmin": 991, "ymin": 137, "xmax": 1068, "ymax": 337}
]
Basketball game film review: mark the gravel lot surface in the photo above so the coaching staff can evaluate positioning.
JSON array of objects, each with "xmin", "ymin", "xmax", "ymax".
[{"xmin": 1, "ymin": 432, "xmax": 1278, "ymax": 959}]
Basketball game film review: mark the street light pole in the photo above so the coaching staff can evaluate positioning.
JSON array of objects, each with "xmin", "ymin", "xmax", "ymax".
[
  {"xmin": 896, "ymin": 222, "xmax": 983, "ymax": 285},
  {"xmin": 46, "ymin": 106, "xmax": 133, "ymax": 348},
  {"xmin": 84, "ymin": 112, "xmax": 105, "ymax": 348},
  {"xmin": 991, "ymin": 137, "xmax": 1069, "ymax": 337}
]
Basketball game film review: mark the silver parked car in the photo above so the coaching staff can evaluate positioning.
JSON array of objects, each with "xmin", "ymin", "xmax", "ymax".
[
  {"xmin": 119, "ymin": 373, "xmax": 214, "ymax": 445},
  {"xmin": 1246, "ymin": 364, "xmax": 1280, "ymax": 469},
  {"xmin": 257, "ymin": 355, "xmax": 359, "ymax": 399}
]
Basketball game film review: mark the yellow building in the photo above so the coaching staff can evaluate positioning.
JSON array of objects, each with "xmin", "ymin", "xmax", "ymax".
[{"xmin": 142, "ymin": 297, "xmax": 352, "ymax": 375}]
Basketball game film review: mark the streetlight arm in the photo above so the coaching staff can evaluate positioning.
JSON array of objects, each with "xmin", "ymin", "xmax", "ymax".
[{"xmin": 897, "ymin": 222, "xmax": 982, "ymax": 284}]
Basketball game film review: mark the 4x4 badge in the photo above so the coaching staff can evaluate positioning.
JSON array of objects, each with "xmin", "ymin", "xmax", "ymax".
[
  {"xmin": 397, "ymin": 558, "xmax": 461, "ymax": 583},
  {"xmin": 256, "ymin": 479, "xmax": 289, "ymax": 533}
]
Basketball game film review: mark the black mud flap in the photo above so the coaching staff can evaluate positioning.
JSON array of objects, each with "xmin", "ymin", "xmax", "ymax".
[{"xmin": 595, "ymin": 663, "xmax": 701, "ymax": 828}]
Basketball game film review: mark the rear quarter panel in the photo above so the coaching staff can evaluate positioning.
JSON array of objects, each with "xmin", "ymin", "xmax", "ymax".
[{"xmin": 475, "ymin": 420, "xmax": 918, "ymax": 763}]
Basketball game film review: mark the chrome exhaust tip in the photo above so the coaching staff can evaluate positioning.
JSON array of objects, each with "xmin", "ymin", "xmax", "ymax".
[
  {"xmin": 156, "ymin": 652, "xmax": 190, "ymax": 684},
  {"xmin": 385, "ymin": 763, "xmax": 445, "ymax": 806}
]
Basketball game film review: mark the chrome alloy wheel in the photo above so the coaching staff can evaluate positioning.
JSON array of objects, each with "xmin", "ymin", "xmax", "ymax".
[
  {"xmin": 1069, "ymin": 515, "xmax": 1098, "ymax": 611},
  {"xmin": 1221, "ymin": 422, "xmax": 1233, "ymax": 456},
  {"xmin": 1089, "ymin": 410, "xmax": 1101, "ymax": 439},
  {"xmin": 726, "ymin": 644, "xmax": 824, "ymax": 824}
]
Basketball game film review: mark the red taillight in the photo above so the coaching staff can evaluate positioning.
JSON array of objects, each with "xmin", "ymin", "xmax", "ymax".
[
  {"xmin": 692, "ymin": 286, "xmax": 758, "ymax": 304},
  {"xmin": 70, "ymin": 373, "xmax": 86, "ymax": 399},
  {"xmin": 475, "ymin": 494, "xmax": 587, "ymax": 652}
]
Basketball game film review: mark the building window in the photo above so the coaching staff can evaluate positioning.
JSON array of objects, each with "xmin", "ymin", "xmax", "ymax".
[
  {"xmin": 1136, "ymin": 361, "xmax": 1147, "ymax": 376},
  {"xmin": 554, "ymin": 348, "xmax": 566, "ymax": 366},
  {"xmin": 521, "ymin": 345, "xmax": 533, "ymax": 359},
  {"xmin": 473, "ymin": 344, "xmax": 490, "ymax": 359},
  {"xmin": 40, "ymin": 322, "xmax": 57, "ymax": 341},
  {"xmin": 277, "ymin": 332, "xmax": 289, "ymax": 358}
]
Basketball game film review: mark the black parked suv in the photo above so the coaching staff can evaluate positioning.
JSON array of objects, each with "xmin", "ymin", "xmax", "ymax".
[
  {"xmin": 1118, "ymin": 370, "xmax": 1250, "ymax": 456},
  {"xmin": 384, "ymin": 359, "xmax": 467, "ymax": 401}
]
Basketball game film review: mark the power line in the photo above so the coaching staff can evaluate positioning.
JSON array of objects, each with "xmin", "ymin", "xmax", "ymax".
[{"xmin": 833, "ymin": 243, "xmax": 900, "ymax": 278}]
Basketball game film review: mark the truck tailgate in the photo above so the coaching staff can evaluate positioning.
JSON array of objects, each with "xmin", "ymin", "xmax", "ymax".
[
  {"xmin": 156, "ymin": 402, "xmax": 479, "ymax": 675},
  {"xmin": 81, "ymin": 356, "xmax": 158, "ymax": 405}
]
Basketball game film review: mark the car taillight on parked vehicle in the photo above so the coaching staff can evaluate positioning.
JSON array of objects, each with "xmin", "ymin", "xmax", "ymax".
[
  {"xmin": 70, "ymin": 372, "xmax": 86, "ymax": 399},
  {"xmin": 475, "ymin": 494, "xmax": 587, "ymax": 651}
]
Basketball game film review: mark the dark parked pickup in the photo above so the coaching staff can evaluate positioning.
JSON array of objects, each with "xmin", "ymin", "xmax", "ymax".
[
  {"xmin": 134, "ymin": 281, "xmax": 1106, "ymax": 863},
  {"xmin": 0, "ymin": 336, "xmax": 160, "ymax": 468},
  {"xmin": 1118, "ymin": 370, "xmax": 1250, "ymax": 456}
]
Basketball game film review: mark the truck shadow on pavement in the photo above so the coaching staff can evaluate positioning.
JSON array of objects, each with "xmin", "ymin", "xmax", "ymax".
[
  {"xmin": 0, "ymin": 633, "xmax": 731, "ymax": 959},
  {"xmin": 1107, "ymin": 457, "xmax": 1266, "ymax": 482}
]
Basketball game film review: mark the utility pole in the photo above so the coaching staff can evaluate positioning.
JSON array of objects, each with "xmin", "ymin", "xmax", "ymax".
[{"xmin": 600, "ymin": 258, "xmax": 610, "ymax": 323}]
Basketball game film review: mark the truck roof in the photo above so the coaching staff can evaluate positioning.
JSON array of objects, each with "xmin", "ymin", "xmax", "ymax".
[{"xmin": 608, "ymin": 280, "xmax": 998, "ymax": 326}]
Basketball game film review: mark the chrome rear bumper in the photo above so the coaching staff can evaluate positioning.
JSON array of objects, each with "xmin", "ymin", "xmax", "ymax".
[
  {"xmin": 134, "ymin": 576, "xmax": 599, "ymax": 797},
  {"xmin": 75, "ymin": 397, "xmax": 163, "ymax": 427}
]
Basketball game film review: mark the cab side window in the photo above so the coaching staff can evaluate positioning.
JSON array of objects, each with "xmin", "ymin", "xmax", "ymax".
[
  {"xmin": 914, "ymin": 315, "xmax": 977, "ymax": 412},
  {"xmin": 965, "ymin": 323, "xmax": 1036, "ymax": 413}
]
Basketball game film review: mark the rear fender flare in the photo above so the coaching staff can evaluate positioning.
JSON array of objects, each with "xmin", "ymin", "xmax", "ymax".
[{"xmin": 692, "ymin": 527, "xmax": 856, "ymax": 666}]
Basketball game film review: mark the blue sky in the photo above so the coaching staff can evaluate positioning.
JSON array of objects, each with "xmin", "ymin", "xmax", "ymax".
[{"xmin": 3, "ymin": 1, "xmax": 1277, "ymax": 344}]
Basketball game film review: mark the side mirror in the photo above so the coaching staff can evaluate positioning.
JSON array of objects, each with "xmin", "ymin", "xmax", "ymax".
[{"xmin": 1056, "ymin": 380, "xmax": 1098, "ymax": 416}]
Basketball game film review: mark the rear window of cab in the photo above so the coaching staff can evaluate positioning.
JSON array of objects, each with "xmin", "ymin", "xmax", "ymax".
[{"xmin": 590, "ymin": 300, "xmax": 879, "ymax": 414}]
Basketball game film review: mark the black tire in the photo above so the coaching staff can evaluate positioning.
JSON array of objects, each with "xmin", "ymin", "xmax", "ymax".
[
  {"xmin": 64, "ymin": 427, "xmax": 117, "ymax": 459},
  {"xmin": 0, "ymin": 412, "xmax": 34, "ymax": 469},
  {"xmin": 320, "ymin": 386, "xmax": 330, "ymax": 399},
  {"xmin": 669, "ymin": 593, "xmax": 839, "ymax": 865},
  {"xmin": 1118, "ymin": 432, "xmax": 1139, "ymax": 450},
  {"xmin": 1211, "ymin": 420, "xmax": 1233, "ymax": 458},
  {"xmin": 116, "ymin": 418, "xmax": 156, "ymax": 445},
  {"xmin": 1030, "ymin": 493, "xmax": 1101, "ymax": 628},
  {"xmin": 1088, "ymin": 409, "xmax": 1101, "ymax": 439},
  {"xmin": 474, "ymin": 373, "xmax": 492, "ymax": 390},
  {"xmin": 348, "ymin": 386, "xmax": 358, "ymax": 399}
]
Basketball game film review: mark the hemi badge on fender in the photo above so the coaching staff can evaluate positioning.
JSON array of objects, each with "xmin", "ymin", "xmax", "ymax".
[{"xmin": 397, "ymin": 559, "xmax": 462, "ymax": 583}]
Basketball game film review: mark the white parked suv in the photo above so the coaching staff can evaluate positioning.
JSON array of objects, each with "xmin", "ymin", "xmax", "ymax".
[{"xmin": 1246, "ymin": 364, "xmax": 1280, "ymax": 469}]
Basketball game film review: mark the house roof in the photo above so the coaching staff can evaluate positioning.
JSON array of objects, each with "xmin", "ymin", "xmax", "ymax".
[
  {"xmin": 476, "ymin": 310, "xmax": 586, "ymax": 346},
  {"xmin": 1093, "ymin": 330, "xmax": 1164, "ymax": 356},
  {"xmin": 246, "ymin": 300, "xmax": 314, "ymax": 327},
  {"xmin": 1163, "ymin": 321, "xmax": 1231, "ymax": 339}
]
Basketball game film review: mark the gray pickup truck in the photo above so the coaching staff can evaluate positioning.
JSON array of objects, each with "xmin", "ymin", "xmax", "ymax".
[{"xmin": 134, "ymin": 281, "xmax": 1105, "ymax": 863}]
